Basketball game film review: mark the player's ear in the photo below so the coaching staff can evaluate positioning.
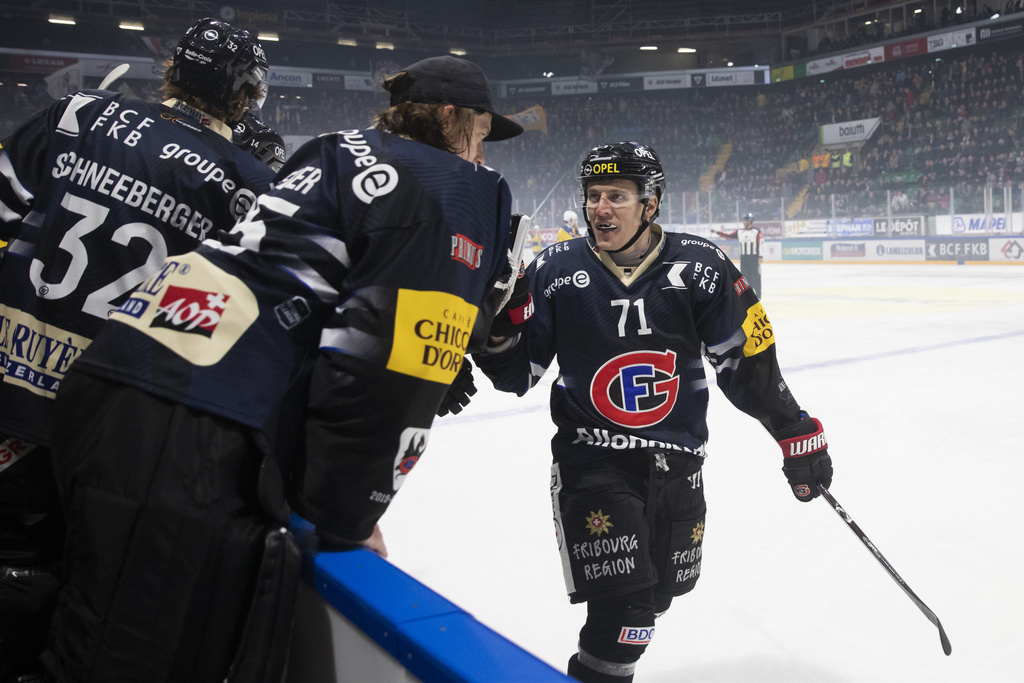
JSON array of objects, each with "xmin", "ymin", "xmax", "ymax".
[{"xmin": 644, "ymin": 195, "xmax": 659, "ymax": 220}]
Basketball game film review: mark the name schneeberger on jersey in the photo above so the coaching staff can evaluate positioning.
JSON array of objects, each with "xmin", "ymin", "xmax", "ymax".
[{"xmin": 50, "ymin": 152, "xmax": 216, "ymax": 240}]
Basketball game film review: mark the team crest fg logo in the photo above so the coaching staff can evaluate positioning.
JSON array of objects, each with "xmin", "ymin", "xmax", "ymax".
[{"xmin": 590, "ymin": 350, "xmax": 679, "ymax": 427}]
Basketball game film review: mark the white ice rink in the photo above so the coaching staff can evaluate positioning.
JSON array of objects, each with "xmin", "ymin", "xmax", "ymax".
[{"xmin": 384, "ymin": 263, "xmax": 1024, "ymax": 683}]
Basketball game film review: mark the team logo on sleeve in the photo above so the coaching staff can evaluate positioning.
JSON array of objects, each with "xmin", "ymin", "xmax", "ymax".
[
  {"xmin": 393, "ymin": 428, "xmax": 428, "ymax": 491},
  {"xmin": 590, "ymin": 350, "xmax": 679, "ymax": 428}
]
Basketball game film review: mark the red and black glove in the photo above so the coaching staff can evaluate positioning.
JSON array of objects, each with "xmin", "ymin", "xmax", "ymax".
[
  {"xmin": 489, "ymin": 260, "xmax": 533, "ymax": 339},
  {"xmin": 436, "ymin": 357, "xmax": 477, "ymax": 417},
  {"xmin": 775, "ymin": 414, "xmax": 833, "ymax": 502}
]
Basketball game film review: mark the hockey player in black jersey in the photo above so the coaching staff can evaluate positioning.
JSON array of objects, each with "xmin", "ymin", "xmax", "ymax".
[
  {"xmin": 474, "ymin": 142, "xmax": 833, "ymax": 683},
  {"xmin": 0, "ymin": 17, "xmax": 273, "ymax": 682},
  {"xmin": 713, "ymin": 211, "xmax": 764, "ymax": 296},
  {"xmin": 41, "ymin": 54, "xmax": 524, "ymax": 682}
]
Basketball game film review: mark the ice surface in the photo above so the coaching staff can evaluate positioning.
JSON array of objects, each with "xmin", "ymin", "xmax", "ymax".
[{"xmin": 385, "ymin": 263, "xmax": 1024, "ymax": 682}]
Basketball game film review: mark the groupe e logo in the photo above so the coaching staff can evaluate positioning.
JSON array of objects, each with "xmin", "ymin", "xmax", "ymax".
[{"xmin": 353, "ymin": 165, "xmax": 399, "ymax": 204}]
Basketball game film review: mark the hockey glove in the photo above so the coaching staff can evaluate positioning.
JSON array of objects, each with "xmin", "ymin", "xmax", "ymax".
[
  {"xmin": 775, "ymin": 414, "xmax": 833, "ymax": 502},
  {"xmin": 436, "ymin": 358, "xmax": 477, "ymax": 417},
  {"xmin": 489, "ymin": 259, "xmax": 533, "ymax": 339}
]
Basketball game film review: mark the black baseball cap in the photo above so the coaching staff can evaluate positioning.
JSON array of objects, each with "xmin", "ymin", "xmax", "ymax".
[{"xmin": 388, "ymin": 55, "xmax": 524, "ymax": 141}]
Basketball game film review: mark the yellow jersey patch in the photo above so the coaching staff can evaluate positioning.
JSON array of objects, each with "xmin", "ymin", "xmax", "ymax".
[
  {"xmin": 741, "ymin": 302, "xmax": 775, "ymax": 356},
  {"xmin": 387, "ymin": 289, "xmax": 478, "ymax": 384}
]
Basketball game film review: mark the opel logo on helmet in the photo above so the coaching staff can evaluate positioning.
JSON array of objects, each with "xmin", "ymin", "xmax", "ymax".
[
  {"xmin": 203, "ymin": 29, "xmax": 220, "ymax": 41},
  {"xmin": 583, "ymin": 164, "xmax": 593, "ymax": 175}
]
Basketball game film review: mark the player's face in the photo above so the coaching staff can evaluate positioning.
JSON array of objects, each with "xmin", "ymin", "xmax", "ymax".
[
  {"xmin": 456, "ymin": 111, "xmax": 492, "ymax": 165},
  {"xmin": 585, "ymin": 179, "xmax": 658, "ymax": 254},
  {"xmin": 743, "ymin": 218, "xmax": 753, "ymax": 227}
]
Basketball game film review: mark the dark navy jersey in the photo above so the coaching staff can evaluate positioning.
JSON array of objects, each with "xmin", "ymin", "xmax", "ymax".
[
  {"xmin": 475, "ymin": 225, "xmax": 803, "ymax": 465},
  {"xmin": 72, "ymin": 127, "xmax": 514, "ymax": 539},
  {"xmin": 0, "ymin": 90, "xmax": 274, "ymax": 446}
]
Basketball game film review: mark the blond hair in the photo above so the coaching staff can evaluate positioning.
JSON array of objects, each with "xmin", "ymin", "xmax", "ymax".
[{"xmin": 373, "ymin": 71, "xmax": 477, "ymax": 155}]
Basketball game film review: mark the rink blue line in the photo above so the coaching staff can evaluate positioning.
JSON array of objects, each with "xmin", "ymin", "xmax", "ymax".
[
  {"xmin": 448, "ymin": 329, "xmax": 1024, "ymax": 424},
  {"xmin": 780, "ymin": 329, "xmax": 1024, "ymax": 373}
]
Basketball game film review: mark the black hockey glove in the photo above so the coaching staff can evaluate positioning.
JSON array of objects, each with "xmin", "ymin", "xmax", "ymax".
[
  {"xmin": 436, "ymin": 358, "xmax": 477, "ymax": 417},
  {"xmin": 775, "ymin": 414, "xmax": 833, "ymax": 502},
  {"xmin": 489, "ymin": 259, "xmax": 533, "ymax": 339}
]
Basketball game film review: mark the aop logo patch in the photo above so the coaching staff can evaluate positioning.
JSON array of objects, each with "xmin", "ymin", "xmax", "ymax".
[
  {"xmin": 111, "ymin": 252, "xmax": 258, "ymax": 367},
  {"xmin": 150, "ymin": 285, "xmax": 229, "ymax": 337},
  {"xmin": 590, "ymin": 350, "xmax": 679, "ymax": 428}
]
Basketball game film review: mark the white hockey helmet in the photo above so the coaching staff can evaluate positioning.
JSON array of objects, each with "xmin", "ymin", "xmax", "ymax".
[{"xmin": 562, "ymin": 209, "xmax": 578, "ymax": 227}]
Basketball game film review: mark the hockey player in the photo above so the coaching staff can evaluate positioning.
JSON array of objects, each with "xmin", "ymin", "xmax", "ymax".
[
  {"xmin": 42, "ymin": 55, "xmax": 524, "ymax": 682},
  {"xmin": 474, "ymin": 142, "xmax": 832, "ymax": 683},
  {"xmin": 713, "ymin": 212, "xmax": 764, "ymax": 296},
  {"xmin": 232, "ymin": 108, "xmax": 287, "ymax": 172},
  {"xmin": 559, "ymin": 209, "xmax": 582, "ymax": 241},
  {"xmin": 0, "ymin": 17, "xmax": 273, "ymax": 681}
]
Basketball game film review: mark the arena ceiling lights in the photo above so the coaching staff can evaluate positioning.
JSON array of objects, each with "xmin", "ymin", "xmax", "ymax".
[
  {"xmin": 118, "ymin": 21, "xmax": 144, "ymax": 31},
  {"xmin": 48, "ymin": 14, "xmax": 76, "ymax": 25}
]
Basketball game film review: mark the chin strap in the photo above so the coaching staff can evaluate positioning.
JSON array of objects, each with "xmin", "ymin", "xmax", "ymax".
[
  {"xmin": 607, "ymin": 198, "xmax": 652, "ymax": 254},
  {"xmin": 607, "ymin": 216, "xmax": 651, "ymax": 253},
  {"xmin": 583, "ymin": 198, "xmax": 658, "ymax": 253}
]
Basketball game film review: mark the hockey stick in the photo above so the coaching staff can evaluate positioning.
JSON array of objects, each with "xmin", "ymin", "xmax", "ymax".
[
  {"xmin": 495, "ymin": 213, "xmax": 531, "ymax": 312},
  {"xmin": 99, "ymin": 63, "xmax": 131, "ymax": 90},
  {"xmin": 818, "ymin": 484, "xmax": 952, "ymax": 656}
]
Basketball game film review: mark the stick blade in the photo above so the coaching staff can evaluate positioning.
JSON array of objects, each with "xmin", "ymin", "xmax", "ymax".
[
  {"xmin": 99, "ymin": 63, "xmax": 131, "ymax": 90},
  {"xmin": 937, "ymin": 619, "xmax": 952, "ymax": 656}
]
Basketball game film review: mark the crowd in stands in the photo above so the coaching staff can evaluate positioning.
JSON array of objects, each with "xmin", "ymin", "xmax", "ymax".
[{"xmin": 2, "ymin": 35, "xmax": 1023, "ymax": 227}]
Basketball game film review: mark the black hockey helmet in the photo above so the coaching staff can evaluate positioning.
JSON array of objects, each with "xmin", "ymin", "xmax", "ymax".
[
  {"xmin": 743, "ymin": 212, "xmax": 754, "ymax": 221},
  {"xmin": 233, "ymin": 111, "xmax": 286, "ymax": 172},
  {"xmin": 575, "ymin": 141, "xmax": 665, "ymax": 252},
  {"xmin": 575, "ymin": 141, "xmax": 666, "ymax": 214},
  {"xmin": 170, "ymin": 18, "xmax": 268, "ymax": 113}
]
